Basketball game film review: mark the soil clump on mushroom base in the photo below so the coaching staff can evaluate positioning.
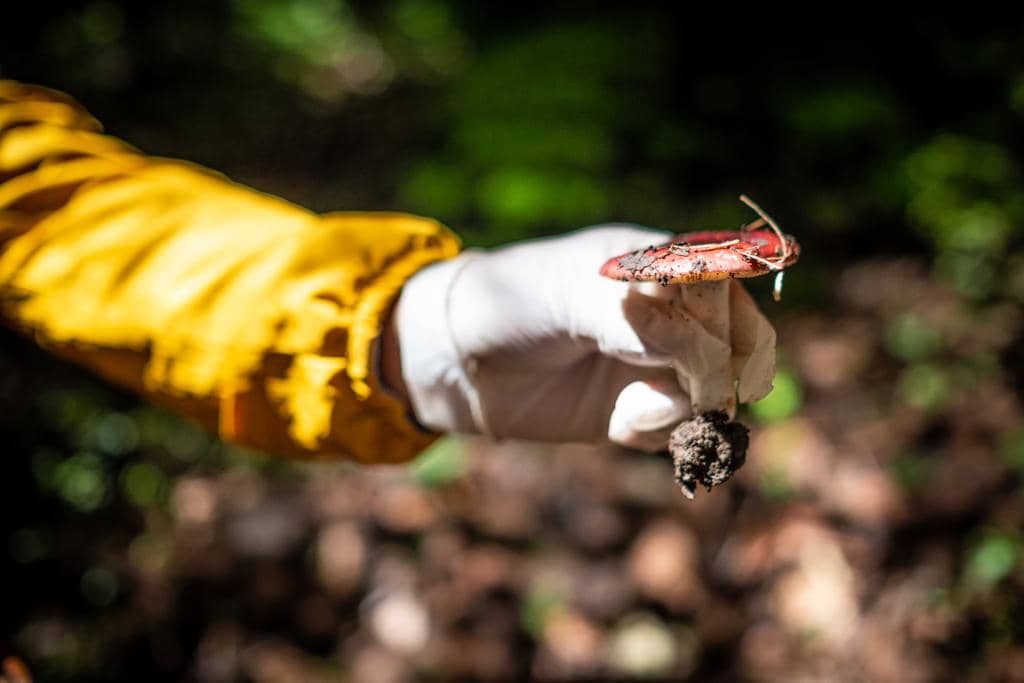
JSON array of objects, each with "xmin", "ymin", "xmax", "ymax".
[{"xmin": 668, "ymin": 411, "xmax": 749, "ymax": 499}]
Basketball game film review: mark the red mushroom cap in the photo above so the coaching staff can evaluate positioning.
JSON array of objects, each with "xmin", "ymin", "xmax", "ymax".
[{"xmin": 600, "ymin": 228, "xmax": 800, "ymax": 285}]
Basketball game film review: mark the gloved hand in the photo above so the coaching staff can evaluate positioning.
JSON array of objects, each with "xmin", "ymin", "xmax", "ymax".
[{"xmin": 389, "ymin": 226, "xmax": 776, "ymax": 451}]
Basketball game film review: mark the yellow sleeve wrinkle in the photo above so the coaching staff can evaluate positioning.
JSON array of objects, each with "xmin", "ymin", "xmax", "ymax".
[
  {"xmin": 0, "ymin": 100, "xmax": 101, "ymax": 135},
  {"xmin": 0, "ymin": 125, "xmax": 137, "ymax": 172},
  {"xmin": 0, "ymin": 80, "xmax": 461, "ymax": 463}
]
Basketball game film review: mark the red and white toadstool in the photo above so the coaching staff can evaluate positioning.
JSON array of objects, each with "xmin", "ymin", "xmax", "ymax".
[{"xmin": 599, "ymin": 196, "xmax": 801, "ymax": 499}]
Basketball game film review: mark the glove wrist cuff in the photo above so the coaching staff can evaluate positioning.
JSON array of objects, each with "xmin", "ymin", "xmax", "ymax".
[{"xmin": 394, "ymin": 251, "xmax": 486, "ymax": 435}]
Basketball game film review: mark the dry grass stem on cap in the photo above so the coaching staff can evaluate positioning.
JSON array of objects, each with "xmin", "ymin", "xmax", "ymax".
[{"xmin": 739, "ymin": 194, "xmax": 791, "ymax": 301}]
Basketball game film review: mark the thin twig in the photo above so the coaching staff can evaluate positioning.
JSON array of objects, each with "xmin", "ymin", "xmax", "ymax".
[
  {"xmin": 739, "ymin": 194, "xmax": 789, "ymax": 264},
  {"xmin": 692, "ymin": 238, "xmax": 740, "ymax": 251},
  {"xmin": 737, "ymin": 249, "xmax": 784, "ymax": 271},
  {"xmin": 670, "ymin": 238, "xmax": 741, "ymax": 255}
]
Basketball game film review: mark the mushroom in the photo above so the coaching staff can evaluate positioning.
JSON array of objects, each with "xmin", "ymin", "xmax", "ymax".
[{"xmin": 599, "ymin": 196, "xmax": 800, "ymax": 499}]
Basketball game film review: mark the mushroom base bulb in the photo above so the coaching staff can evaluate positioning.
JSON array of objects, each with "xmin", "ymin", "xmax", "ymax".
[{"xmin": 669, "ymin": 411, "xmax": 749, "ymax": 500}]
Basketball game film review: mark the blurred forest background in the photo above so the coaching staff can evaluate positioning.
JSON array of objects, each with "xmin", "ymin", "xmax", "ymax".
[{"xmin": 2, "ymin": 3, "xmax": 1024, "ymax": 681}]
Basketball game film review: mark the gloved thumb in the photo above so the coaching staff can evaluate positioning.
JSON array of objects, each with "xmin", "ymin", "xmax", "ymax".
[{"xmin": 607, "ymin": 378, "xmax": 690, "ymax": 451}]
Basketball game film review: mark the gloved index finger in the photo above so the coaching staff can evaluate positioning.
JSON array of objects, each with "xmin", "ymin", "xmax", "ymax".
[{"xmin": 586, "ymin": 284, "xmax": 679, "ymax": 367}]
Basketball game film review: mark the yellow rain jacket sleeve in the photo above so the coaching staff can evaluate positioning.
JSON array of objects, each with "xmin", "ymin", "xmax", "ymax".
[{"xmin": 0, "ymin": 81, "xmax": 461, "ymax": 463}]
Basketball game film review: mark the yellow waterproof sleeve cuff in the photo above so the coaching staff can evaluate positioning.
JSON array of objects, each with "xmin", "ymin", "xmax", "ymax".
[{"xmin": 0, "ymin": 80, "xmax": 461, "ymax": 463}]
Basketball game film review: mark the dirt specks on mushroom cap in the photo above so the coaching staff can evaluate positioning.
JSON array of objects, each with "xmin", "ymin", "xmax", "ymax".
[
  {"xmin": 616, "ymin": 249, "xmax": 657, "ymax": 276},
  {"xmin": 600, "ymin": 229, "xmax": 800, "ymax": 285}
]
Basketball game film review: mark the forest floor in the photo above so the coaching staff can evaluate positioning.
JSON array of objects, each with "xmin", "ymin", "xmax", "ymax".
[{"xmin": 3, "ymin": 257, "xmax": 1023, "ymax": 682}]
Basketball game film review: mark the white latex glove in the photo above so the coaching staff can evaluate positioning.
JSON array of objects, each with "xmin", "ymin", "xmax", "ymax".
[{"xmin": 392, "ymin": 226, "xmax": 776, "ymax": 451}]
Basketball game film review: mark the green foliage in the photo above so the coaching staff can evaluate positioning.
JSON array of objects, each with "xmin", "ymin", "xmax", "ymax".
[
  {"xmin": 884, "ymin": 313, "xmax": 942, "ymax": 361},
  {"xmin": 120, "ymin": 462, "xmax": 168, "ymax": 507},
  {"xmin": 82, "ymin": 412, "xmax": 140, "ymax": 456},
  {"xmin": 520, "ymin": 582, "xmax": 564, "ymax": 638},
  {"xmin": 965, "ymin": 530, "xmax": 1021, "ymax": 589},
  {"xmin": 999, "ymin": 427, "xmax": 1024, "ymax": 479},
  {"xmin": 231, "ymin": 0, "xmax": 466, "ymax": 104},
  {"xmin": 888, "ymin": 452, "xmax": 930, "ymax": 492},
  {"xmin": 77, "ymin": 1, "xmax": 124, "ymax": 47},
  {"xmin": 40, "ymin": 0, "xmax": 127, "ymax": 87},
  {"xmin": 232, "ymin": 0, "xmax": 387, "ymax": 101},
  {"xmin": 9, "ymin": 528, "xmax": 52, "ymax": 564},
  {"xmin": 898, "ymin": 362, "xmax": 951, "ymax": 412},
  {"xmin": 904, "ymin": 135, "xmax": 1024, "ymax": 298},
  {"xmin": 51, "ymin": 452, "xmax": 110, "ymax": 513},
  {"xmin": 80, "ymin": 567, "xmax": 119, "ymax": 607},
  {"xmin": 758, "ymin": 465, "xmax": 795, "ymax": 503},
  {"xmin": 133, "ymin": 408, "xmax": 210, "ymax": 461},
  {"xmin": 233, "ymin": 0, "xmax": 357, "ymax": 60},
  {"xmin": 38, "ymin": 388, "xmax": 105, "ymax": 432},
  {"xmin": 401, "ymin": 162, "xmax": 471, "ymax": 221},
  {"xmin": 784, "ymin": 84, "xmax": 901, "ymax": 140},
  {"xmin": 409, "ymin": 436, "xmax": 467, "ymax": 487},
  {"xmin": 400, "ymin": 18, "xmax": 667, "ymax": 244},
  {"xmin": 749, "ymin": 369, "xmax": 803, "ymax": 423},
  {"xmin": 476, "ymin": 168, "xmax": 608, "ymax": 227}
]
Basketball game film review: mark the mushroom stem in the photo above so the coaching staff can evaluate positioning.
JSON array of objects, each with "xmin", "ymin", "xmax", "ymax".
[{"xmin": 677, "ymin": 280, "xmax": 735, "ymax": 418}]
